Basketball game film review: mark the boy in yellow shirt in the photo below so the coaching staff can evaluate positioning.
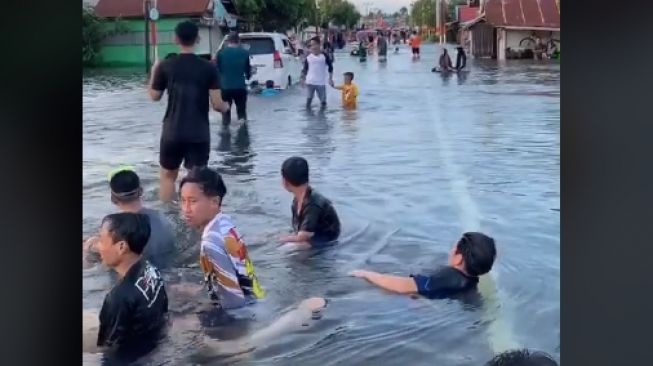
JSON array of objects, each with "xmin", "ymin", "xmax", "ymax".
[{"xmin": 332, "ymin": 72, "xmax": 359, "ymax": 109}]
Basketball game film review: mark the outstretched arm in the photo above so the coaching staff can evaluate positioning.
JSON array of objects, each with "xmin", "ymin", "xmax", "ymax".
[{"xmin": 350, "ymin": 270, "xmax": 418, "ymax": 294}]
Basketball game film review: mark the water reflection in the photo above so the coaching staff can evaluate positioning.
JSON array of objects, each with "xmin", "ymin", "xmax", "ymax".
[{"xmin": 216, "ymin": 124, "xmax": 255, "ymax": 176}]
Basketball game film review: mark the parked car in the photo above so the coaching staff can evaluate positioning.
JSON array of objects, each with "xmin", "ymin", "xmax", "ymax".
[{"xmin": 218, "ymin": 32, "xmax": 302, "ymax": 89}]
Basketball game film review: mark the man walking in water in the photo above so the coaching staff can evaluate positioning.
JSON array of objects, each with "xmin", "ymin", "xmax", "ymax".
[
  {"xmin": 148, "ymin": 21, "xmax": 229, "ymax": 202},
  {"xmin": 215, "ymin": 32, "xmax": 251, "ymax": 126},
  {"xmin": 300, "ymin": 37, "xmax": 334, "ymax": 109}
]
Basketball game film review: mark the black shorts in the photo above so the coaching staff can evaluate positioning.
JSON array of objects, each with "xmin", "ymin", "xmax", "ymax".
[
  {"xmin": 159, "ymin": 138, "xmax": 210, "ymax": 170},
  {"xmin": 412, "ymin": 47, "xmax": 420, "ymax": 55}
]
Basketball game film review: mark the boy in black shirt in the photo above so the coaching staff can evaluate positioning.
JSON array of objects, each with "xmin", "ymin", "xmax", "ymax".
[
  {"xmin": 279, "ymin": 156, "xmax": 341, "ymax": 248},
  {"xmin": 148, "ymin": 21, "xmax": 229, "ymax": 202},
  {"xmin": 350, "ymin": 232, "xmax": 496, "ymax": 299},
  {"xmin": 83, "ymin": 213, "xmax": 169, "ymax": 361}
]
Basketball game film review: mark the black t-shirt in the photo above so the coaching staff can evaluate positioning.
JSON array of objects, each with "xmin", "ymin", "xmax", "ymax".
[
  {"xmin": 97, "ymin": 259, "xmax": 168, "ymax": 358},
  {"xmin": 411, "ymin": 266, "xmax": 479, "ymax": 299},
  {"xmin": 151, "ymin": 54, "xmax": 220, "ymax": 143},
  {"xmin": 291, "ymin": 186, "xmax": 341, "ymax": 242}
]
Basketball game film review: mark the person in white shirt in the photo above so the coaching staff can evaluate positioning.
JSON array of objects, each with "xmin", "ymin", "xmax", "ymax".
[{"xmin": 300, "ymin": 37, "xmax": 334, "ymax": 109}]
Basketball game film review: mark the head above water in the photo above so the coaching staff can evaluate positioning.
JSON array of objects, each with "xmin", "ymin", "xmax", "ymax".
[
  {"xmin": 97, "ymin": 213, "xmax": 151, "ymax": 269},
  {"xmin": 344, "ymin": 72, "xmax": 354, "ymax": 84},
  {"xmin": 281, "ymin": 156, "xmax": 309, "ymax": 191},
  {"xmin": 109, "ymin": 168, "xmax": 143, "ymax": 207},
  {"xmin": 485, "ymin": 349, "xmax": 559, "ymax": 366},
  {"xmin": 227, "ymin": 31, "xmax": 240, "ymax": 45},
  {"xmin": 265, "ymin": 80, "xmax": 275, "ymax": 89},
  {"xmin": 442, "ymin": 48, "xmax": 448, "ymax": 55},
  {"xmin": 448, "ymin": 232, "xmax": 496, "ymax": 277},
  {"xmin": 175, "ymin": 21, "xmax": 199, "ymax": 48},
  {"xmin": 179, "ymin": 167, "xmax": 227, "ymax": 228},
  {"xmin": 309, "ymin": 37, "xmax": 322, "ymax": 54}
]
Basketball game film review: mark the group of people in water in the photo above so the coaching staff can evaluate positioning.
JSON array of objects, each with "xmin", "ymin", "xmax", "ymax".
[{"xmin": 82, "ymin": 20, "xmax": 557, "ymax": 366}]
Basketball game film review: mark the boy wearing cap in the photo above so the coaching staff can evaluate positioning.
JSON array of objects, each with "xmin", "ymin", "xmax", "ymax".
[
  {"xmin": 83, "ymin": 168, "xmax": 176, "ymax": 269},
  {"xmin": 350, "ymin": 232, "xmax": 496, "ymax": 299}
]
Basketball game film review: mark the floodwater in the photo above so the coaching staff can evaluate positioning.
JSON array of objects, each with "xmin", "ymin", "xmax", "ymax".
[{"xmin": 83, "ymin": 44, "xmax": 559, "ymax": 365}]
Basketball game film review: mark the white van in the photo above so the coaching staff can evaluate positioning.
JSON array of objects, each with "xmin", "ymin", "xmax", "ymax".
[{"xmin": 218, "ymin": 32, "xmax": 302, "ymax": 89}]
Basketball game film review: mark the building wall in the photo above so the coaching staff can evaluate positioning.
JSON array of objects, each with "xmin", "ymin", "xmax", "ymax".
[
  {"xmin": 98, "ymin": 18, "xmax": 224, "ymax": 67},
  {"xmin": 505, "ymin": 29, "xmax": 560, "ymax": 50}
]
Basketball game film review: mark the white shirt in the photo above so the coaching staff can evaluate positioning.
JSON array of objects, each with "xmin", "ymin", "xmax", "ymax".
[{"xmin": 304, "ymin": 53, "xmax": 330, "ymax": 85}]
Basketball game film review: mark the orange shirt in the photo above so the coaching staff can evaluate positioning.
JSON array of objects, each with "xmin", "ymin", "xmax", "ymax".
[
  {"xmin": 341, "ymin": 83, "xmax": 359, "ymax": 109},
  {"xmin": 410, "ymin": 35, "xmax": 422, "ymax": 48}
]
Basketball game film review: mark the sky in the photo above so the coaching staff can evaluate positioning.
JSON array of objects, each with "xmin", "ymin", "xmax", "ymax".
[{"xmin": 350, "ymin": 0, "xmax": 413, "ymax": 14}]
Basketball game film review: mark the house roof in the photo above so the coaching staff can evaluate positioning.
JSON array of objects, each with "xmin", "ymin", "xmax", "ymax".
[
  {"xmin": 95, "ymin": 0, "xmax": 211, "ymax": 19},
  {"xmin": 484, "ymin": 0, "xmax": 560, "ymax": 29},
  {"xmin": 458, "ymin": 5, "xmax": 480, "ymax": 23}
]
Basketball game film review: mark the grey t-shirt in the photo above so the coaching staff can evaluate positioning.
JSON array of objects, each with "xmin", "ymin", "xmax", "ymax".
[{"xmin": 139, "ymin": 207, "xmax": 176, "ymax": 269}]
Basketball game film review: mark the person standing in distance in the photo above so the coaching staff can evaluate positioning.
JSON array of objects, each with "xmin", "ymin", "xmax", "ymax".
[
  {"xmin": 300, "ymin": 37, "xmax": 334, "ymax": 109},
  {"xmin": 215, "ymin": 32, "xmax": 251, "ymax": 126},
  {"xmin": 148, "ymin": 21, "xmax": 229, "ymax": 202}
]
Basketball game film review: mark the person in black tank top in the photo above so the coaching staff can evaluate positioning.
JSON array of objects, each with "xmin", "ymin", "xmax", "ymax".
[{"xmin": 350, "ymin": 232, "xmax": 496, "ymax": 299}]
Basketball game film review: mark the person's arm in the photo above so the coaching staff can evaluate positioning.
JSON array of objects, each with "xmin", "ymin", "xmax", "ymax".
[
  {"xmin": 208, "ymin": 66, "xmax": 229, "ymax": 113},
  {"xmin": 354, "ymin": 85, "xmax": 359, "ymax": 97},
  {"xmin": 244, "ymin": 52, "xmax": 252, "ymax": 81},
  {"xmin": 300, "ymin": 58, "xmax": 308, "ymax": 86},
  {"xmin": 332, "ymin": 84, "xmax": 343, "ymax": 90},
  {"xmin": 96, "ymin": 295, "xmax": 132, "ymax": 350},
  {"xmin": 148, "ymin": 59, "xmax": 165, "ymax": 101},
  {"xmin": 280, "ymin": 203, "xmax": 321, "ymax": 244},
  {"xmin": 349, "ymin": 270, "xmax": 418, "ymax": 294},
  {"xmin": 325, "ymin": 54, "xmax": 334, "ymax": 86}
]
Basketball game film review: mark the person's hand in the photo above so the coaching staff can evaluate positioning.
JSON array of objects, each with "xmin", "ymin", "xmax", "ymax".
[
  {"xmin": 329, "ymin": 78, "xmax": 334, "ymax": 87},
  {"xmin": 349, "ymin": 269, "xmax": 372, "ymax": 279},
  {"xmin": 83, "ymin": 236, "xmax": 99, "ymax": 253},
  {"xmin": 300, "ymin": 78, "xmax": 306, "ymax": 87},
  {"xmin": 219, "ymin": 102, "xmax": 230, "ymax": 113}
]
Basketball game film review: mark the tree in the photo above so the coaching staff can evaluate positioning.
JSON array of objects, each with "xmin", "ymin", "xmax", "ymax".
[
  {"xmin": 400, "ymin": 6, "xmax": 408, "ymax": 16},
  {"xmin": 82, "ymin": 5, "xmax": 127, "ymax": 66},
  {"xmin": 318, "ymin": 0, "xmax": 361, "ymax": 29}
]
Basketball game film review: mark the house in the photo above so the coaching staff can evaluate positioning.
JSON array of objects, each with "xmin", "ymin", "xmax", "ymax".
[
  {"xmin": 460, "ymin": 0, "xmax": 560, "ymax": 60},
  {"xmin": 93, "ymin": 0, "xmax": 237, "ymax": 67}
]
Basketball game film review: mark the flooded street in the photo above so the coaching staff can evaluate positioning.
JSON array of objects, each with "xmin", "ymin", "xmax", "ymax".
[{"xmin": 83, "ymin": 44, "xmax": 559, "ymax": 365}]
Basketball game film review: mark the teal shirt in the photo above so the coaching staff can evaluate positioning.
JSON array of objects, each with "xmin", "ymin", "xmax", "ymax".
[{"xmin": 216, "ymin": 46, "xmax": 251, "ymax": 90}]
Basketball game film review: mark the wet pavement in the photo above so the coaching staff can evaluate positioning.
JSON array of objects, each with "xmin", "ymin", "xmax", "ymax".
[{"xmin": 83, "ymin": 43, "xmax": 560, "ymax": 365}]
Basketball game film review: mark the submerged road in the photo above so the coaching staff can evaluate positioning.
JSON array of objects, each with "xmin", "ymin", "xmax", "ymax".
[{"xmin": 83, "ymin": 43, "xmax": 560, "ymax": 365}]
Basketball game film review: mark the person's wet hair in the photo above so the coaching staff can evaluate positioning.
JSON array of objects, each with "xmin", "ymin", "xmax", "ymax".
[
  {"xmin": 175, "ymin": 21, "xmax": 199, "ymax": 46},
  {"xmin": 456, "ymin": 232, "xmax": 496, "ymax": 276},
  {"xmin": 110, "ymin": 170, "xmax": 142, "ymax": 204},
  {"xmin": 281, "ymin": 157, "xmax": 309, "ymax": 186},
  {"xmin": 102, "ymin": 213, "xmax": 151, "ymax": 255},
  {"xmin": 227, "ymin": 31, "xmax": 240, "ymax": 44},
  {"xmin": 310, "ymin": 36, "xmax": 321, "ymax": 45},
  {"xmin": 179, "ymin": 167, "xmax": 227, "ymax": 199},
  {"xmin": 485, "ymin": 349, "xmax": 558, "ymax": 366},
  {"xmin": 344, "ymin": 72, "xmax": 354, "ymax": 80},
  {"xmin": 265, "ymin": 80, "xmax": 275, "ymax": 88}
]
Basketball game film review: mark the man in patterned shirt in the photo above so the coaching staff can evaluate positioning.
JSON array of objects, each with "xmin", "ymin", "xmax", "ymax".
[{"xmin": 179, "ymin": 166, "xmax": 264, "ymax": 309}]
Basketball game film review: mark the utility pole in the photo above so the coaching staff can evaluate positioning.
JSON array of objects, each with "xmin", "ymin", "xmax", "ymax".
[{"xmin": 144, "ymin": 0, "xmax": 151, "ymax": 74}]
